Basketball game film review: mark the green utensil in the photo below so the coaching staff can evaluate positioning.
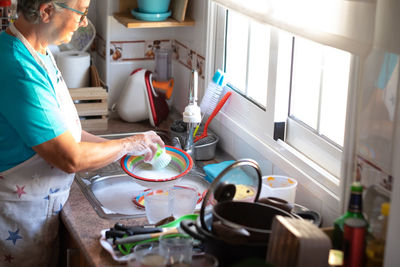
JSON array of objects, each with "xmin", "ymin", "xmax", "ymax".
[
  {"xmin": 160, "ymin": 214, "xmax": 198, "ymax": 228},
  {"xmin": 117, "ymin": 214, "xmax": 199, "ymax": 255}
]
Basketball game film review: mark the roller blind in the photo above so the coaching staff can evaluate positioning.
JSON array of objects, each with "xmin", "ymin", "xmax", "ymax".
[{"xmin": 213, "ymin": 0, "xmax": 376, "ymax": 56}]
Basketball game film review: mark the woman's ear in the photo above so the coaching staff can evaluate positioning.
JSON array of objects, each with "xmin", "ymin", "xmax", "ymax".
[{"xmin": 39, "ymin": 3, "xmax": 54, "ymax": 23}]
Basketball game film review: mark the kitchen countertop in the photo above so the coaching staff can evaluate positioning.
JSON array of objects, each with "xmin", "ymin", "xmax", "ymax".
[
  {"xmin": 61, "ymin": 116, "xmax": 174, "ymax": 266},
  {"xmin": 60, "ymin": 115, "xmax": 224, "ymax": 266}
]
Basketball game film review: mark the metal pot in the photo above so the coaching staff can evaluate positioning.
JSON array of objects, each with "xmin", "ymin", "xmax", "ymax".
[
  {"xmin": 187, "ymin": 159, "xmax": 321, "ymax": 265},
  {"xmin": 211, "ymin": 200, "xmax": 300, "ymax": 243},
  {"xmin": 180, "ymin": 218, "xmax": 269, "ymax": 266}
]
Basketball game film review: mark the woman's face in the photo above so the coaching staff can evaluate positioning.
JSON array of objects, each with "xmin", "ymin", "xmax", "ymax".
[{"xmin": 51, "ymin": 0, "xmax": 90, "ymax": 45}]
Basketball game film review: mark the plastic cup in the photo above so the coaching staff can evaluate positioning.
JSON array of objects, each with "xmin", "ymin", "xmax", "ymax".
[
  {"xmin": 128, "ymin": 242, "xmax": 167, "ymax": 267},
  {"xmin": 168, "ymin": 187, "xmax": 198, "ymax": 218},
  {"xmin": 144, "ymin": 190, "xmax": 171, "ymax": 224},
  {"xmin": 261, "ymin": 175, "xmax": 298, "ymax": 203},
  {"xmin": 159, "ymin": 234, "xmax": 193, "ymax": 266}
]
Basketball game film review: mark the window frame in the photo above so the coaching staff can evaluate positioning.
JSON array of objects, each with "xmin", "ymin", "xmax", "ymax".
[{"xmin": 206, "ymin": 2, "xmax": 357, "ymax": 196}]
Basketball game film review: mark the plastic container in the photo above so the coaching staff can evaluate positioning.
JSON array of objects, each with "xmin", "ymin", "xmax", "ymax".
[
  {"xmin": 194, "ymin": 134, "xmax": 219, "ymax": 161},
  {"xmin": 366, "ymin": 202, "xmax": 390, "ymax": 267},
  {"xmin": 261, "ymin": 175, "xmax": 298, "ymax": 203},
  {"xmin": 154, "ymin": 48, "xmax": 171, "ymax": 81}
]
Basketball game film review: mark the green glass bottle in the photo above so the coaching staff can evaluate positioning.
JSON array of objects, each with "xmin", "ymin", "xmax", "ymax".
[{"xmin": 332, "ymin": 181, "xmax": 367, "ymax": 250}]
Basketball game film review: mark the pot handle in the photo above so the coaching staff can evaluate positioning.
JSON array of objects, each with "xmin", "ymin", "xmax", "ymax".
[
  {"xmin": 257, "ymin": 197, "xmax": 294, "ymax": 212},
  {"xmin": 295, "ymin": 210, "xmax": 322, "ymax": 227},
  {"xmin": 180, "ymin": 220, "xmax": 207, "ymax": 241}
]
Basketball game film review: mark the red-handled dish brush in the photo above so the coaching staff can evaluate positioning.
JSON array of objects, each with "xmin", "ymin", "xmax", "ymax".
[{"xmin": 194, "ymin": 91, "xmax": 232, "ymax": 143}]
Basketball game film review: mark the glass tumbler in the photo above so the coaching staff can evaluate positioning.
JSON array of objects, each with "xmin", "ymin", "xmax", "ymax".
[
  {"xmin": 168, "ymin": 186, "xmax": 198, "ymax": 218},
  {"xmin": 159, "ymin": 234, "xmax": 194, "ymax": 266},
  {"xmin": 144, "ymin": 190, "xmax": 171, "ymax": 224}
]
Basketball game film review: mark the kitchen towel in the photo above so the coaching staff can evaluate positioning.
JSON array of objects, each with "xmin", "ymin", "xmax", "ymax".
[
  {"xmin": 56, "ymin": 50, "xmax": 90, "ymax": 89},
  {"xmin": 203, "ymin": 160, "xmax": 235, "ymax": 183}
]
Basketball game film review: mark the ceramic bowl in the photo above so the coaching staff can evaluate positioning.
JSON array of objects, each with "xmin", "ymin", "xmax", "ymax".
[
  {"xmin": 137, "ymin": 0, "xmax": 171, "ymax": 14},
  {"xmin": 121, "ymin": 145, "xmax": 193, "ymax": 189},
  {"xmin": 131, "ymin": 9, "xmax": 171, "ymax": 22}
]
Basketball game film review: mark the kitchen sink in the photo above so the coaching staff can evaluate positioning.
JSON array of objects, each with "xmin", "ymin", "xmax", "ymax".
[{"xmin": 75, "ymin": 131, "xmax": 210, "ymax": 220}]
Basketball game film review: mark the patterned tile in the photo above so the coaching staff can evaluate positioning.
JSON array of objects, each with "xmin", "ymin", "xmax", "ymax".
[
  {"xmin": 107, "ymin": 39, "xmax": 206, "ymax": 79},
  {"xmin": 110, "ymin": 40, "xmax": 172, "ymax": 62},
  {"xmin": 196, "ymin": 54, "xmax": 205, "ymax": 79}
]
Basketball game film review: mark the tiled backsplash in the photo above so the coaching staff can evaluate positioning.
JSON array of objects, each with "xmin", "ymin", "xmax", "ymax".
[{"xmin": 101, "ymin": 38, "xmax": 205, "ymax": 79}]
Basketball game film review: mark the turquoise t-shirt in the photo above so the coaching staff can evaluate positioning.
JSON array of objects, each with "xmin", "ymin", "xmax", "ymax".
[{"xmin": 0, "ymin": 32, "xmax": 68, "ymax": 172}]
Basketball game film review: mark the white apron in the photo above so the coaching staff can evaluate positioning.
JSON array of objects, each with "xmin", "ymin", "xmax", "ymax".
[{"xmin": 0, "ymin": 24, "xmax": 82, "ymax": 266}]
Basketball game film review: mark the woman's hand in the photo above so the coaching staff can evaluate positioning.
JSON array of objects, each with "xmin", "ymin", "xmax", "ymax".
[{"xmin": 123, "ymin": 131, "xmax": 165, "ymax": 162}]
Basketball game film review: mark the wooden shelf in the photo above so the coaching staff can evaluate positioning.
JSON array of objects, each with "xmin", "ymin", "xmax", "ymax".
[{"xmin": 113, "ymin": 12, "xmax": 195, "ymax": 28}]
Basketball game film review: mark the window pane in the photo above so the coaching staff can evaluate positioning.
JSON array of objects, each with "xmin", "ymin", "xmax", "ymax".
[
  {"xmin": 320, "ymin": 47, "xmax": 351, "ymax": 146},
  {"xmin": 226, "ymin": 11, "xmax": 249, "ymax": 93},
  {"xmin": 289, "ymin": 37, "xmax": 350, "ymax": 147},
  {"xmin": 275, "ymin": 31, "xmax": 293, "ymax": 122},
  {"xmin": 290, "ymin": 38, "xmax": 323, "ymax": 129},
  {"xmin": 247, "ymin": 21, "xmax": 270, "ymax": 106}
]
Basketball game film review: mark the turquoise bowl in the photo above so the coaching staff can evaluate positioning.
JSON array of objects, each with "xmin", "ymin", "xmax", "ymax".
[{"xmin": 137, "ymin": 0, "xmax": 171, "ymax": 14}]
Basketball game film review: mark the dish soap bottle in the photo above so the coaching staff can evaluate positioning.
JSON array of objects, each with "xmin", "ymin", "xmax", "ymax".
[
  {"xmin": 332, "ymin": 181, "xmax": 367, "ymax": 250},
  {"xmin": 365, "ymin": 202, "xmax": 390, "ymax": 267}
]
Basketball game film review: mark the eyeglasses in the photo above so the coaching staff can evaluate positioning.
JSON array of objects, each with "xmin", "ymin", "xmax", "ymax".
[{"xmin": 55, "ymin": 2, "xmax": 88, "ymax": 23}]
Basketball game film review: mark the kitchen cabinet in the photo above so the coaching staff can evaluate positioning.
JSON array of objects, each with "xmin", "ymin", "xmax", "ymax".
[{"xmin": 59, "ymin": 222, "xmax": 90, "ymax": 267}]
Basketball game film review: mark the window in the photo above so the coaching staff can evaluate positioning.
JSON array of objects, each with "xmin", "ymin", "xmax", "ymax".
[
  {"xmin": 225, "ymin": 11, "xmax": 270, "ymax": 109},
  {"xmin": 210, "ymin": 5, "xmax": 354, "ymax": 190},
  {"xmin": 290, "ymin": 37, "xmax": 351, "ymax": 147}
]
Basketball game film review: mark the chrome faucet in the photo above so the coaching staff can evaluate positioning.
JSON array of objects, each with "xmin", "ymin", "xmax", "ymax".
[{"xmin": 183, "ymin": 70, "xmax": 201, "ymax": 160}]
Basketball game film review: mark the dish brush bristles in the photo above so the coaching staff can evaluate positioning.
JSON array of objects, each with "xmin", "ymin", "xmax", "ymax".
[{"xmin": 151, "ymin": 144, "xmax": 172, "ymax": 169}]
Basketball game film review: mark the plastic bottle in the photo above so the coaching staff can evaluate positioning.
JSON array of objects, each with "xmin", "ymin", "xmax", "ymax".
[
  {"xmin": 365, "ymin": 202, "xmax": 390, "ymax": 267},
  {"xmin": 332, "ymin": 181, "xmax": 368, "ymax": 250}
]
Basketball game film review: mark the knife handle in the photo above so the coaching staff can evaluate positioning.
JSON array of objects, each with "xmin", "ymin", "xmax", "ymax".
[
  {"xmin": 115, "ymin": 228, "xmax": 179, "ymax": 245},
  {"xmin": 114, "ymin": 223, "xmax": 162, "ymax": 235}
]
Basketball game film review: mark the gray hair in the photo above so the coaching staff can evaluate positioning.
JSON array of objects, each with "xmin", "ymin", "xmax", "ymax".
[{"xmin": 17, "ymin": 0, "xmax": 70, "ymax": 24}]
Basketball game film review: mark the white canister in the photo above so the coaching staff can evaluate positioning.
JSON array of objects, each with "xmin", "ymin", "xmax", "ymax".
[
  {"xmin": 260, "ymin": 175, "xmax": 298, "ymax": 203},
  {"xmin": 56, "ymin": 51, "xmax": 90, "ymax": 88}
]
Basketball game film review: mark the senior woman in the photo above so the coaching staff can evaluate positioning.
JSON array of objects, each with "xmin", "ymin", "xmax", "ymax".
[{"xmin": 0, "ymin": 0, "xmax": 164, "ymax": 265}]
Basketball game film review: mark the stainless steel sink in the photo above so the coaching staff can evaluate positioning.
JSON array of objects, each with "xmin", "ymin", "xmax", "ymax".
[{"xmin": 75, "ymin": 131, "xmax": 210, "ymax": 220}]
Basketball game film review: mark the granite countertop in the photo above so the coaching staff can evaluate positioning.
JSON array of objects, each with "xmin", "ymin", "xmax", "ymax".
[
  {"xmin": 60, "ymin": 115, "xmax": 225, "ymax": 266},
  {"xmin": 61, "ymin": 117, "xmax": 174, "ymax": 266}
]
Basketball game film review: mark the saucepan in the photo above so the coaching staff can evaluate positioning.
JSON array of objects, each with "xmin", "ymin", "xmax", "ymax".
[
  {"xmin": 180, "ymin": 217, "xmax": 269, "ymax": 266},
  {"xmin": 180, "ymin": 159, "xmax": 321, "ymax": 265},
  {"xmin": 178, "ymin": 159, "xmax": 295, "ymax": 265}
]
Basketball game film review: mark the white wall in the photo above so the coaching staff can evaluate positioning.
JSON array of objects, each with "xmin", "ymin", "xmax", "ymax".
[{"xmin": 92, "ymin": 0, "xmax": 340, "ymax": 226}]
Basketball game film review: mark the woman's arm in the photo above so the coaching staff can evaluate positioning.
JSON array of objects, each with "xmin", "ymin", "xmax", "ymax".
[
  {"xmin": 32, "ymin": 130, "xmax": 163, "ymax": 173},
  {"xmin": 81, "ymin": 130, "xmax": 108, "ymax": 143}
]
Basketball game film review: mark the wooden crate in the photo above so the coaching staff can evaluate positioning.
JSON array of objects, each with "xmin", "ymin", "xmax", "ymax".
[
  {"xmin": 69, "ymin": 87, "xmax": 108, "ymax": 131},
  {"xmin": 69, "ymin": 66, "xmax": 108, "ymax": 131}
]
